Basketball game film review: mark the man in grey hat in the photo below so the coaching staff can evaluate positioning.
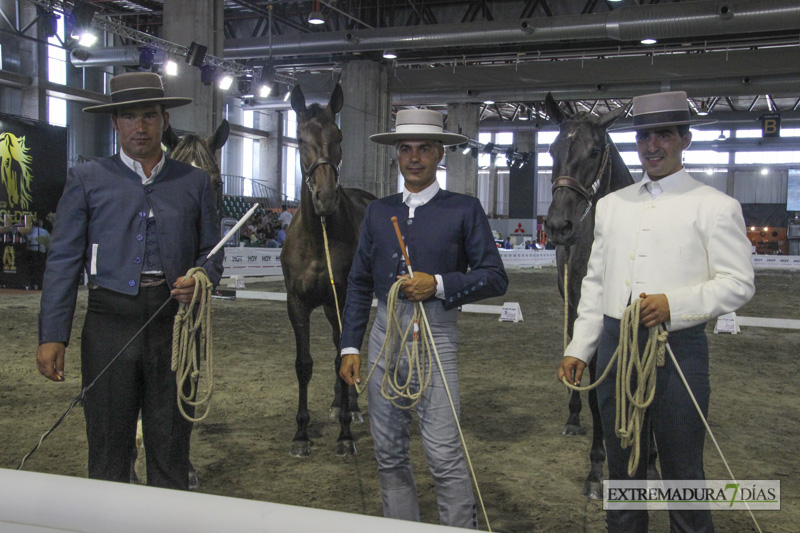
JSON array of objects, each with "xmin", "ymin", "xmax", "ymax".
[
  {"xmin": 339, "ymin": 109, "xmax": 508, "ymax": 528},
  {"xmin": 557, "ymin": 91, "xmax": 754, "ymax": 532},
  {"xmin": 36, "ymin": 72, "xmax": 223, "ymax": 489}
]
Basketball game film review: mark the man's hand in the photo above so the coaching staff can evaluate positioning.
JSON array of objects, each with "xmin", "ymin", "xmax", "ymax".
[
  {"xmin": 557, "ymin": 356, "xmax": 586, "ymax": 386},
  {"xmin": 638, "ymin": 293, "xmax": 670, "ymax": 328},
  {"xmin": 37, "ymin": 342, "xmax": 66, "ymax": 382},
  {"xmin": 171, "ymin": 276, "xmax": 197, "ymax": 304},
  {"xmin": 397, "ymin": 271, "xmax": 436, "ymax": 303},
  {"xmin": 339, "ymin": 353, "xmax": 362, "ymax": 386}
]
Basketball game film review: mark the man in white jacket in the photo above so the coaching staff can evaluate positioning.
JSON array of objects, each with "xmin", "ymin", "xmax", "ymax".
[{"xmin": 557, "ymin": 91, "xmax": 755, "ymax": 533}]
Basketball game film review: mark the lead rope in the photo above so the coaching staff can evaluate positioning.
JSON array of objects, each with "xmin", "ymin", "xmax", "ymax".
[
  {"xmin": 561, "ymin": 299, "xmax": 762, "ymax": 533},
  {"xmin": 354, "ymin": 217, "xmax": 492, "ymax": 532},
  {"xmin": 321, "ymin": 216, "xmax": 343, "ymax": 333},
  {"xmin": 172, "ymin": 266, "xmax": 215, "ymax": 423}
]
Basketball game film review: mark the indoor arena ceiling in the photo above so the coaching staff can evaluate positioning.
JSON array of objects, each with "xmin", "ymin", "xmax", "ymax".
[{"xmin": 38, "ymin": 1, "xmax": 800, "ymax": 125}]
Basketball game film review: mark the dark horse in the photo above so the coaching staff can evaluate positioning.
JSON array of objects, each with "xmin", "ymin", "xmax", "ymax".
[
  {"xmin": 281, "ymin": 84, "xmax": 376, "ymax": 457},
  {"xmin": 126, "ymin": 120, "xmax": 230, "ymax": 489},
  {"xmin": 544, "ymin": 93, "xmax": 659, "ymax": 499}
]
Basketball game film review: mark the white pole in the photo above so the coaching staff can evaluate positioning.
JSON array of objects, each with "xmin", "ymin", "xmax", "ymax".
[{"xmin": 207, "ymin": 203, "xmax": 259, "ymax": 260}]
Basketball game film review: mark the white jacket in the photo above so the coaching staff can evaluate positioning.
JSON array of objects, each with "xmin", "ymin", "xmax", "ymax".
[{"xmin": 565, "ymin": 168, "xmax": 755, "ymax": 364}]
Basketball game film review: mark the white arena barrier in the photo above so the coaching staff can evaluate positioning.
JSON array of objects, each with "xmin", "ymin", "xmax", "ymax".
[
  {"xmin": 0, "ymin": 469, "xmax": 472, "ymax": 533},
  {"xmin": 221, "ymin": 247, "xmax": 799, "ymax": 280}
]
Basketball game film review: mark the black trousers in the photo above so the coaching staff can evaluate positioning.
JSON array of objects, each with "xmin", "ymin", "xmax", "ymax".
[
  {"xmin": 597, "ymin": 316, "xmax": 714, "ymax": 533},
  {"xmin": 81, "ymin": 284, "xmax": 193, "ymax": 489}
]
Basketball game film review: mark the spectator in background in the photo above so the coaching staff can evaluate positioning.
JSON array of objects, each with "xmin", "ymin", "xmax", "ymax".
[
  {"xmin": 276, "ymin": 224, "xmax": 288, "ymax": 246},
  {"xmin": 503, "ymin": 236, "xmax": 512, "ymax": 249},
  {"xmin": 278, "ymin": 205, "xmax": 293, "ymax": 229}
]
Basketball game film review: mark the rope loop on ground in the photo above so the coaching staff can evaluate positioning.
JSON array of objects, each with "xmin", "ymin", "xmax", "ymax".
[{"xmin": 171, "ymin": 266, "xmax": 215, "ymax": 423}]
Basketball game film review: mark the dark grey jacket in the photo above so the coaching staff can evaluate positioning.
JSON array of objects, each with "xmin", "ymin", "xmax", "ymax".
[{"xmin": 39, "ymin": 155, "xmax": 223, "ymax": 345}]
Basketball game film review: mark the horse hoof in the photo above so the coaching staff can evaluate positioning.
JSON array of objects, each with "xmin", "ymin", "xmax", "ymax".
[
  {"xmin": 583, "ymin": 481, "xmax": 603, "ymax": 500},
  {"xmin": 336, "ymin": 440, "xmax": 357, "ymax": 457},
  {"xmin": 328, "ymin": 407, "xmax": 341, "ymax": 420},
  {"xmin": 349, "ymin": 411, "xmax": 364, "ymax": 424},
  {"xmin": 290, "ymin": 440, "xmax": 312, "ymax": 457},
  {"xmin": 188, "ymin": 470, "xmax": 200, "ymax": 491},
  {"xmin": 562, "ymin": 424, "xmax": 586, "ymax": 436}
]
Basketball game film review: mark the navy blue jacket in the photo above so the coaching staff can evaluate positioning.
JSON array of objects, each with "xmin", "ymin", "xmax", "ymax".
[
  {"xmin": 39, "ymin": 155, "xmax": 223, "ymax": 345},
  {"xmin": 340, "ymin": 189, "xmax": 508, "ymax": 351}
]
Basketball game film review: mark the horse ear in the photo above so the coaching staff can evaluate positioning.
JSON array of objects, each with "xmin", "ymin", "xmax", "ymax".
[
  {"xmin": 328, "ymin": 84, "xmax": 344, "ymax": 115},
  {"xmin": 544, "ymin": 93, "xmax": 564, "ymax": 126},
  {"xmin": 207, "ymin": 119, "xmax": 230, "ymax": 152},
  {"xmin": 290, "ymin": 85, "xmax": 306, "ymax": 114},
  {"xmin": 597, "ymin": 105, "xmax": 629, "ymax": 129},
  {"xmin": 163, "ymin": 124, "xmax": 180, "ymax": 151}
]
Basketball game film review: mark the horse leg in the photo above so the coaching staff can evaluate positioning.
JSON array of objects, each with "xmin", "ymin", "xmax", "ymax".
[
  {"xmin": 646, "ymin": 416, "xmax": 660, "ymax": 481},
  {"xmin": 562, "ymin": 391, "xmax": 585, "ymax": 435},
  {"xmin": 288, "ymin": 295, "xmax": 313, "ymax": 457},
  {"xmin": 322, "ymin": 304, "xmax": 357, "ymax": 456},
  {"xmin": 583, "ymin": 356, "xmax": 605, "ymax": 500}
]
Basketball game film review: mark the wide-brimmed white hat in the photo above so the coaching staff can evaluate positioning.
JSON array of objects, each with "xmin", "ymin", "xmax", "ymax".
[
  {"xmin": 610, "ymin": 91, "xmax": 716, "ymax": 131},
  {"xmin": 83, "ymin": 72, "xmax": 193, "ymax": 114},
  {"xmin": 370, "ymin": 109, "xmax": 468, "ymax": 146}
]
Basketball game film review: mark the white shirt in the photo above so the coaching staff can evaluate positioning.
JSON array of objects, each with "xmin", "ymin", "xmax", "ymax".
[{"xmin": 565, "ymin": 168, "xmax": 755, "ymax": 364}]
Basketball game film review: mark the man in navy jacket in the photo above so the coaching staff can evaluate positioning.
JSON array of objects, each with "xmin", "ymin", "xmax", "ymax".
[
  {"xmin": 36, "ymin": 73, "xmax": 222, "ymax": 489},
  {"xmin": 340, "ymin": 109, "xmax": 507, "ymax": 528}
]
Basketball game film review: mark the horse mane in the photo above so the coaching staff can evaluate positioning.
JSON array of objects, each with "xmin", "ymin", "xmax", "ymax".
[{"xmin": 170, "ymin": 135, "xmax": 220, "ymax": 177}]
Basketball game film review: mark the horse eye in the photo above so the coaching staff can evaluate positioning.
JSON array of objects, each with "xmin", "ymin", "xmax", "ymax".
[{"xmin": 589, "ymin": 148, "xmax": 600, "ymax": 157}]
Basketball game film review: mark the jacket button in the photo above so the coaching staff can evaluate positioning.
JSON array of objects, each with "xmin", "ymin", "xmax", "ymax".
[
  {"xmin": 392, "ymin": 252, "xmax": 398, "ymax": 259},
  {"xmin": 406, "ymin": 219, "xmax": 413, "ymax": 225},
  {"xmin": 134, "ymin": 257, "xmax": 142, "ymax": 264},
  {"xmin": 388, "ymin": 273, "xmax": 393, "ymax": 278},
  {"xmin": 139, "ymin": 211, "xmax": 147, "ymax": 218},
  {"xmin": 136, "ymin": 234, "xmax": 144, "ymax": 241},
  {"xmin": 144, "ymin": 187, "xmax": 153, "ymax": 194},
  {"xmin": 128, "ymin": 280, "xmax": 136, "ymax": 287}
]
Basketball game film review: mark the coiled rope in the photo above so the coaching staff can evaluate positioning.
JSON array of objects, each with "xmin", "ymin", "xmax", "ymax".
[
  {"xmin": 172, "ymin": 266, "xmax": 215, "ymax": 423},
  {"xmin": 561, "ymin": 298, "xmax": 666, "ymax": 477}
]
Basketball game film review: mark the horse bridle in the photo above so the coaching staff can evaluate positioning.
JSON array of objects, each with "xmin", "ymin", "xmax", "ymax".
[
  {"xmin": 551, "ymin": 141, "xmax": 611, "ymax": 221},
  {"xmin": 304, "ymin": 157, "xmax": 341, "ymax": 193}
]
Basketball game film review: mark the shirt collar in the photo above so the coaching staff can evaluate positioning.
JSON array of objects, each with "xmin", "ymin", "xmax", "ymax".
[
  {"xmin": 120, "ymin": 149, "xmax": 166, "ymax": 185},
  {"xmin": 402, "ymin": 180, "xmax": 440, "ymax": 207},
  {"xmin": 639, "ymin": 168, "xmax": 685, "ymax": 196}
]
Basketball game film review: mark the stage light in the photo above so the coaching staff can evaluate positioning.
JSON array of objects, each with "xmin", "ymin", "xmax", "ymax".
[
  {"xmin": 139, "ymin": 47, "xmax": 156, "ymax": 70},
  {"xmin": 200, "ymin": 65, "xmax": 216, "ymax": 86},
  {"xmin": 69, "ymin": 0, "xmax": 98, "ymax": 46},
  {"xmin": 219, "ymin": 74, "xmax": 234, "ymax": 91},
  {"xmin": 641, "ymin": 38, "xmax": 657, "ymax": 45},
  {"xmin": 284, "ymin": 87, "xmax": 292, "ymax": 102},
  {"xmin": 483, "ymin": 99, "xmax": 495, "ymax": 105},
  {"xmin": 40, "ymin": 11, "xmax": 59, "ymax": 39},
  {"xmin": 462, "ymin": 145, "xmax": 472, "ymax": 155},
  {"xmin": 259, "ymin": 84, "xmax": 271, "ymax": 98},
  {"xmin": 308, "ymin": 1, "xmax": 324, "ymax": 24},
  {"xmin": 383, "ymin": 50, "xmax": 397, "ymax": 59},
  {"xmin": 237, "ymin": 75, "xmax": 253, "ymax": 95},
  {"xmin": 164, "ymin": 60, "xmax": 178, "ymax": 76}
]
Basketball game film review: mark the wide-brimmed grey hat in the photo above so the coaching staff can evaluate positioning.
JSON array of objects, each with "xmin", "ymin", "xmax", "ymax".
[
  {"xmin": 370, "ymin": 109, "xmax": 469, "ymax": 146},
  {"xmin": 610, "ymin": 91, "xmax": 716, "ymax": 131},
  {"xmin": 83, "ymin": 72, "xmax": 193, "ymax": 114}
]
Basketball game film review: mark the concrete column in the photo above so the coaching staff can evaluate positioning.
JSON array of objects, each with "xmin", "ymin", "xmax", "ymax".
[
  {"xmin": 162, "ymin": 0, "xmax": 224, "ymax": 135},
  {"xmin": 339, "ymin": 61, "xmax": 390, "ymax": 197},
  {"xmin": 19, "ymin": 2, "xmax": 46, "ymax": 121},
  {"xmin": 257, "ymin": 110, "xmax": 283, "ymax": 198},
  {"xmin": 509, "ymin": 131, "xmax": 537, "ymax": 219},
  {"xmin": 489, "ymin": 158, "xmax": 500, "ymax": 216},
  {"xmin": 445, "ymin": 104, "xmax": 479, "ymax": 196}
]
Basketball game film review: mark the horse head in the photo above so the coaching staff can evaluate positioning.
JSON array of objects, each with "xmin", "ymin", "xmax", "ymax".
[
  {"xmin": 544, "ymin": 93, "xmax": 627, "ymax": 246},
  {"xmin": 291, "ymin": 84, "xmax": 344, "ymax": 218},
  {"xmin": 164, "ymin": 120, "xmax": 230, "ymax": 210}
]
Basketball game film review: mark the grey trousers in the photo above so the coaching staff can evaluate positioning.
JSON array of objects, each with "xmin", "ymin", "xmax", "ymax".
[{"xmin": 367, "ymin": 299, "xmax": 477, "ymax": 529}]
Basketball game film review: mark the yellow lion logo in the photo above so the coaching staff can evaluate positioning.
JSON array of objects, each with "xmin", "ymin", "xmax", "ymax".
[
  {"xmin": 3, "ymin": 245, "xmax": 15, "ymax": 272},
  {"xmin": 0, "ymin": 132, "xmax": 34, "ymax": 210}
]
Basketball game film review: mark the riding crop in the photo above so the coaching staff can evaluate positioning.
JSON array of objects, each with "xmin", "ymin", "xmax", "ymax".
[{"xmin": 17, "ymin": 204, "xmax": 259, "ymax": 470}]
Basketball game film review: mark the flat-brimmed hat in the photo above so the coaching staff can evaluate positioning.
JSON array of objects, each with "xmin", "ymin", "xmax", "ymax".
[
  {"xmin": 370, "ymin": 109, "xmax": 468, "ymax": 146},
  {"xmin": 610, "ymin": 91, "xmax": 716, "ymax": 131},
  {"xmin": 83, "ymin": 72, "xmax": 192, "ymax": 114}
]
